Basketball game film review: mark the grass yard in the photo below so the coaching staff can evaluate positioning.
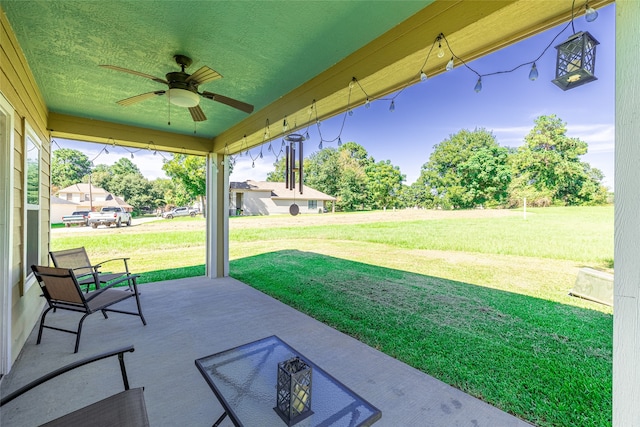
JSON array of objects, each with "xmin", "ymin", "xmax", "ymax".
[{"xmin": 50, "ymin": 206, "xmax": 613, "ymax": 427}]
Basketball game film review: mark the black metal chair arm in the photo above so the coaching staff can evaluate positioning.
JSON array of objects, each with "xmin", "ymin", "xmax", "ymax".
[
  {"xmin": 94, "ymin": 257, "xmax": 131, "ymax": 269},
  {"xmin": 0, "ymin": 345, "xmax": 135, "ymax": 406},
  {"xmin": 83, "ymin": 274, "xmax": 140, "ymax": 302}
]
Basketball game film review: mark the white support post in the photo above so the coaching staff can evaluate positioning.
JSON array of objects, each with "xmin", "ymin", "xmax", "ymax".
[
  {"xmin": 205, "ymin": 153, "xmax": 229, "ymax": 278},
  {"xmin": 614, "ymin": 1, "xmax": 640, "ymax": 425}
]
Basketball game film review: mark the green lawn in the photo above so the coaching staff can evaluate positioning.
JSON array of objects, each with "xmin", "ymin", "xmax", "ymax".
[{"xmin": 50, "ymin": 206, "xmax": 613, "ymax": 426}]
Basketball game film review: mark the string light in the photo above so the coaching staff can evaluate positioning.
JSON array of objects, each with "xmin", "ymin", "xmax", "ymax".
[
  {"xmin": 585, "ymin": 2, "xmax": 598, "ymax": 22},
  {"xmin": 437, "ymin": 36, "xmax": 445, "ymax": 58},
  {"xmin": 446, "ymin": 57, "xmax": 454, "ymax": 72},
  {"xmin": 529, "ymin": 63, "xmax": 539, "ymax": 81},
  {"xmin": 474, "ymin": 77, "xmax": 482, "ymax": 93},
  {"xmin": 233, "ymin": 1, "xmax": 598, "ymax": 164}
]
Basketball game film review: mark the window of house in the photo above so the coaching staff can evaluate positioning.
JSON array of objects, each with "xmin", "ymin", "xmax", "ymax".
[
  {"xmin": 24, "ymin": 122, "xmax": 41, "ymax": 291},
  {"xmin": 308, "ymin": 200, "xmax": 317, "ymax": 210}
]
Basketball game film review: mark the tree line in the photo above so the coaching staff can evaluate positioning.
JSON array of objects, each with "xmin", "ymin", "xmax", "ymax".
[
  {"xmin": 52, "ymin": 114, "xmax": 609, "ymax": 214},
  {"xmin": 267, "ymin": 115, "xmax": 609, "ymax": 211}
]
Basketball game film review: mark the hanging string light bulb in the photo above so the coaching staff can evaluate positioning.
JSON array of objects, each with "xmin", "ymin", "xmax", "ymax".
[
  {"xmin": 348, "ymin": 109, "xmax": 353, "ymax": 116},
  {"xmin": 338, "ymin": 137, "xmax": 342, "ymax": 146},
  {"xmin": 365, "ymin": 98, "xmax": 371, "ymax": 109},
  {"xmin": 389, "ymin": 100, "xmax": 395, "ymax": 112},
  {"xmin": 130, "ymin": 152, "xmax": 134, "ymax": 159},
  {"xmin": 420, "ymin": 71, "xmax": 428, "ymax": 81},
  {"xmin": 283, "ymin": 117, "xmax": 289, "ymax": 132},
  {"xmin": 529, "ymin": 63, "xmax": 539, "ymax": 81},
  {"xmin": 474, "ymin": 77, "xmax": 482, "ymax": 93},
  {"xmin": 305, "ymin": 130, "xmax": 310, "ymax": 140},
  {"xmin": 446, "ymin": 57, "xmax": 454, "ymax": 71},
  {"xmin": 104, "ymin": 147, "xmax": 109, "ymax": 154},
  {"xmin": 318, "ymin": 141, "xmax": 323, "ymax": 150},
  {"xmin": 437, "ymin": 38, "xmax": 445, "ymax": 58},
  {"xmin": 585, "ymin": 2, "xmax": 598, "ymax": 22}
]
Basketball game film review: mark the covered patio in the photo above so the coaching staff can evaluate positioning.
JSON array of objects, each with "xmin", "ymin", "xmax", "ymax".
[
  {"xmin": 1, "ymin": 276, "xmax": 529, "ymax": 426},
  {"xmin": 2, "ymin": 1, "xmax": 640, "ymax": 425}
]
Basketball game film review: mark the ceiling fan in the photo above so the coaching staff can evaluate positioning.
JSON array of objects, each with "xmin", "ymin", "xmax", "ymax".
[{"xmin": 100, "ymin": 54, "xmax": 254, "ymax": 122}]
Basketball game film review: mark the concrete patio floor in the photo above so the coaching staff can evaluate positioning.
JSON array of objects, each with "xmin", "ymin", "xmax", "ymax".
[{"xmin": 1, "ymin": 276, "xmax": 531, "ymax": 426}]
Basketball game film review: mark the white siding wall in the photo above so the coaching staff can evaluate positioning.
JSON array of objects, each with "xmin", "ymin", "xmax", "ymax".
[{"xmin": 614, "ymin": 1, "xmax": 640, "ymax": 425}]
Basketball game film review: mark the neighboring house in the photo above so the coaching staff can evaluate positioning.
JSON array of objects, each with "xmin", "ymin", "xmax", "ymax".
[
  {"xmin": 230, "ymin": 181, "xmax": 335, "ymax": 216},
  {"xmin": 50, "ymin": 195, "xmax": 79, "ymax": 224},
  {"xmin": 56, "ymin": 183, "xmax": 133, "ymax": 215}
]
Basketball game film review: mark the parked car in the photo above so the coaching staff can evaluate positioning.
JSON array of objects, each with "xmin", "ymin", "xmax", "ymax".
[
  {"xmin": 87, "ymin": 207, "xmax": 132, "ymax": 228},
  {"xmin": 162, "ymin": 207, "xmax": 198, "ymax": 219},
  {"xmin": 62, "ymin": 210, "xmax": 90, "ymax": 227}
]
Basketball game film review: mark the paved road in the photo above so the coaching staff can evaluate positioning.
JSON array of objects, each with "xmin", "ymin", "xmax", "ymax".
[{"xmin": 51, "ymin": 216, "xmax": 163, "ymax": 233}]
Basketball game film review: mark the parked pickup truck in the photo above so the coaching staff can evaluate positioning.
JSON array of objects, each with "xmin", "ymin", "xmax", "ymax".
[
  {"xmin": 162, "ymin": 207, "xmax": 198, "ymax": 219},
  {"xmin": 87, "ymin": 207, "xmax": 132, "ymax": 228},
  {"xmin": 62, "ymin": 210, "xmax": 90, "ymax": 227}
]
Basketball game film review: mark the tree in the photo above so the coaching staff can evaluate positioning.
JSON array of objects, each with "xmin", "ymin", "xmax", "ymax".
[
  {"xmin": 108, "ymin": 173, "xmax": 157, "ymax": 215},
  {"xmin": 304, "ymin": 148, "xmax": 341, "ymax": 199},
  {"xmin": 52, "ymin": 148, "xmax": 92, "ymax": 189},
  {"xmin": 336, "ymin": 148, "xmax": 369, "ymax": 210},
  {"xmin": 111, "ymin": 158, "xmax": 142, "ymax": 177},
  {"xmin": 457, "ymin": 146, "xmax": 511, "ymax": 207},
  {"xmin": 417, "ymin": 128, "xmax": 507, "ymax": 209},
  {"xmin": 511, "ymin": 115, "xmax": 607, "ymax": 206},
  {"xmin": 366, "ymin": 160, "xmax": 405, "ymax": 209},
  {"xmin": 266, "ymin": 156, "xmax": 287, "ymax": 182},
  {"xmin": 162, "ymin": 154, "xmax": 206, "ymax": 208},
  {"xmin": 83, "ymin": 164, "xmax": 112, "ymax": 192}
]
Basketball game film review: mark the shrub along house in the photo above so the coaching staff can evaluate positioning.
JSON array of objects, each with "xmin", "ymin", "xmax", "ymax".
[{"xmin": 1, "ymin": 1, "xmax": 637, "ymax": 423}]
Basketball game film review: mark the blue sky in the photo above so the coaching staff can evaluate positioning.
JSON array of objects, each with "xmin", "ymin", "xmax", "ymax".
[{"xmin": 57, "ymin": 3, "xmax": 615, "ymax": 189}]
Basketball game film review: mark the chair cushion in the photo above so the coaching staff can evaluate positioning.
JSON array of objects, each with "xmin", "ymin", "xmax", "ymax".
[{"xmin": 40, "ymin": 388, "xmax": 149, "ymax": 427}]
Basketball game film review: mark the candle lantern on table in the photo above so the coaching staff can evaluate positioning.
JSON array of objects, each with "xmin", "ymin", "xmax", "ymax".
[{"xmin": 275, "ymin": 356, "xmax": 313, "ymax": 425}]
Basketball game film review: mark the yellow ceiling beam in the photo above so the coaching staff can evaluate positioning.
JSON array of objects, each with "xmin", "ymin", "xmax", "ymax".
[
  {"xmin": 48, "ymin": 112, "xmax": 212, "ymax": 155},
  {"xmin": 213, "ymin": 0, "xmax": 613, "ymax": 155}
]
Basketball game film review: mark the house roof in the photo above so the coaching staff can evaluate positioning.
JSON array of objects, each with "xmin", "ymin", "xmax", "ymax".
[
  {"xmin": 50, "ymin": 195, "xmax": 78, "ymax": 205},
  {"xmin": 1, "ymin": 1, "xmax": 611, "ymax": 156},
  {"xmin": 57, "ymin": 183, "xmax": 108, "ymax": 195},
  {"xmin": 231, "ymin": 180, "xmax": 335, "ymax": 201}
]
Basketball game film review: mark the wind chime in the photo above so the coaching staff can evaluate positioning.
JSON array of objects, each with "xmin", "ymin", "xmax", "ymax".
[{"xmin": 284, "ymin": 133, "xmax": 305, "ymax": 216}]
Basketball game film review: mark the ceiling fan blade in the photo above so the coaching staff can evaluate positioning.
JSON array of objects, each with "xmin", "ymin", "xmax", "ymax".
[
  {"xmin": 186, "ymin": 66, "xmax": 222, "ymax": 85},
  {"xmin": 116, "ymin": 90, "xmax": 166, "ymax": 106},
  {"xmin": 188, "ymin": 105, "xmax": 207, "ymax": 122},
  {"xmin": 100, "ymin": 65, "xmax": 168, "ymax": 85},
  {"xmin": 201, "ymin": 91, "xmax": 254, "ymax": 114}
]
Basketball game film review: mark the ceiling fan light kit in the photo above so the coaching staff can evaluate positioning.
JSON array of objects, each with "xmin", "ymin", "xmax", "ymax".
[{"xmin": 168, "ymin": 87, "xmax": 200, "ymax": 108}]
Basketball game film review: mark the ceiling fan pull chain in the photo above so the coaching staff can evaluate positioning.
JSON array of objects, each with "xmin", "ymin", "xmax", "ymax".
[{"xmin": 167, "ymin": 92, "xmax": 171, "ymax": 126}]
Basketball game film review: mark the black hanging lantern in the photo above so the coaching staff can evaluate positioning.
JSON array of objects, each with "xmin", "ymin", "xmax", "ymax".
[
  {"xmin": 552, "ymin": 31, "xmax": 599, "ymax": 91},
  {"xmin": 274, "ymin": 356, "xmax": 313, "ymax": 425}
]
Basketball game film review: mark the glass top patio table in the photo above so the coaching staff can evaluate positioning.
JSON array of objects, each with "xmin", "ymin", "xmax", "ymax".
[{"xmin": 195, "ymin": 335, "xmax": 382, "ymax": 427}]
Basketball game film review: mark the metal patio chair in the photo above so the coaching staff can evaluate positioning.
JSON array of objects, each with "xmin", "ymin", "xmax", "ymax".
[
  {"xmin": 31, "ymin": 265, "xmax": 147, "ymax": 353},
  {"xmin": 49, "ymin": 247, "xmax": 133, "ymax": 292},
  {"xmin": 0, "ymin": 345, "xmax": 149, "ymax": 426}
]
